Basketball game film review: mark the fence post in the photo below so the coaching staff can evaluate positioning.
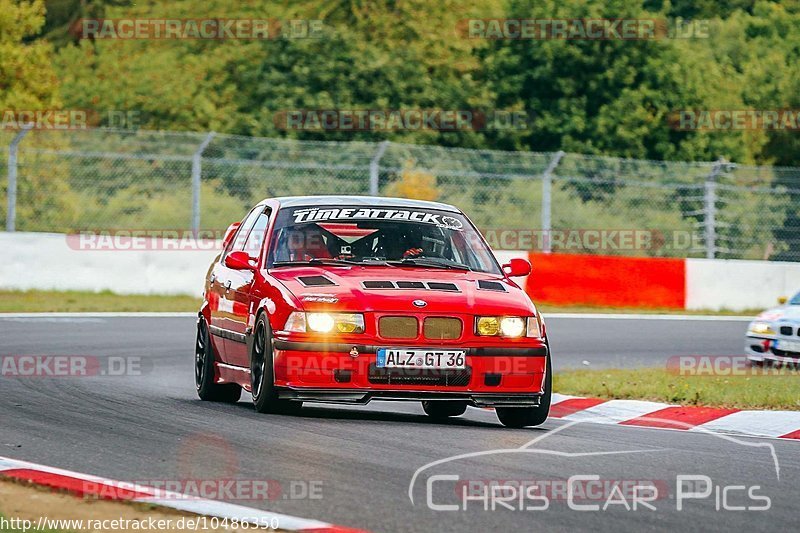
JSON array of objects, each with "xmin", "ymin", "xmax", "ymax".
[
  {"xmin": 369, "ymin": 140, "xmax": 390, "ymax": 196},
  {"xmin": 192, "ymin": 131, "xmax": 216, "ymax": 236},
  {"xmin": 704, "ymin": 157, "xmax": 727, "ymax": 259},
  {"xmin": 541, "ymin": 150, "xmax": 565, "ymax": 254},
  {"xmin": 6, "ymin": 124, "xmax": 33, "ymax": 232}
]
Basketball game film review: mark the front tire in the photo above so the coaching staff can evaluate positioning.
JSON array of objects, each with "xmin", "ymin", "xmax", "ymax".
[
  {"xmin": 195, "ymin": 316, "xmax": 241, "ymax": 403},
  {"xmin": 496, "ymin": 350, "xmax": 552, "ymax": 428},
  {"xmin": 251, "ymin": 313, "xmax": 302, "ymax": 414},
  {"xmin": 422, "ymin": 400, "xmax": 468, "ymax": 419}
]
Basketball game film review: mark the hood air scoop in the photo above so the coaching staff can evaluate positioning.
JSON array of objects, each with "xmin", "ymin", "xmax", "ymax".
[
  {"xmin": 297, "ymin": 275, "xmax": 336, "ymax": 287},
  {"xmin": 361, "ymin": 280, "xmax": 460, "ymax": 292}
]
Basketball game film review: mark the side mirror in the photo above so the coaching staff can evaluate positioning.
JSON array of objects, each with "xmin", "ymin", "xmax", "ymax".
[
  {"xmin": 225, "ymin": 250, "xmax": 255, "ymax": 271},
  {"xmin": 778, "ymin": 296, "xmax": 788, "ymax": 305},
  {"xmin": 222, "ymin": 222, "xmax": 241, "ymax": 250},
  {"xmin": 503, "ymin": 258, "xmax": 531, "ymax": 278}
]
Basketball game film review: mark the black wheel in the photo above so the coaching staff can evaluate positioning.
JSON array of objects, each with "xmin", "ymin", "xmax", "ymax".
[
  {"xmin": 251, "ymin": 313, "xmax": 302, "ymax": 414},
  {"xmin": 496, "ymin": 349, "xmax": 552, "ymax": 428},
  {"xmin": 422, "ymin": 400, "xmax": 468, "ymax": 419},
  {"xmin": 195, "ymin": 316, "xmax": 241, "ymax": 403},
  {"xmin": 747, "ymin": 358, "xmax": 764, "ymax": 367}
]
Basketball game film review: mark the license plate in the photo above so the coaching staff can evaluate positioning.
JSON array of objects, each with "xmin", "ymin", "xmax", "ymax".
[
  {"xmin": 376, "ymin": 349, "xmax": 466, "ymax": 369},
  {"xmin": 775, "ymin": 339, "xmax": 800, "ymax": 353}
]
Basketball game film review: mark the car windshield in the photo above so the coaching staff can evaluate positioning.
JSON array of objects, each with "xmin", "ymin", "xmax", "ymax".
[
  {"xmin": 790, "ymin": 292, "xmax": 800, "ymax": 305},
  {"xmin": 267, "ymin": 205, "xmax": 501, "ymax": 274}
]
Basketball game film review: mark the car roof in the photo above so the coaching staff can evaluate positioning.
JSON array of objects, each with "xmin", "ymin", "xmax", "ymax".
[{"xmin": 264, "ymin": 195, "xmax": 461, "ymax": 213}]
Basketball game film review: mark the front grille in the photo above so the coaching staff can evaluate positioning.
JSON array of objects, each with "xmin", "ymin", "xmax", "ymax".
[
  {"xmin": 424, "ymin": 317, "xmax": 462, "ymax": 339},
  {"xmin": 379, "ymin": 316, "xmax": 418, "ymax": 339},
  {"xmin": 368, "ymin": 363, "xmax": 472, "ymax": 386},
  {"xmin": 780, "ymin": 326, "xmax": 795, "ymax": 336}
]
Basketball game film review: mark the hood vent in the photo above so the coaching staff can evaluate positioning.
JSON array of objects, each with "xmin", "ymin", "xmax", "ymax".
[
  {"xmin": 298, "ymin": 275, "xmax": 336, "ymax": 287},
  {"xmin": 396, "ymin": 281, "xmax": 426, "ymax": 289},
  {"xmin": 362, "ymin": 281, "xmax": 460, "ymax": 292},
  {"xmin": 363, "ymin": 280, "xmax": 395, "ymax": 289},
  {"xmin": 477, "ymin": 280, "xmax": 506, "ymax": 292},
  {"xmin": 427, "ymin": 282, "xmax": 459, "ymax": 292}
]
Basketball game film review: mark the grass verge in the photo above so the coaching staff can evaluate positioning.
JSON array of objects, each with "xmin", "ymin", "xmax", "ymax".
[
  {"xmin": 0, "ymin": 289, "xmax": 760, "ymax": 315},
  {"xmin": 554, "ymin": 367, "xmax": 800, "ymax": 411},
  {"xmin": 0, "ymin": 290, "xmax": 201, "ymax": 313}
]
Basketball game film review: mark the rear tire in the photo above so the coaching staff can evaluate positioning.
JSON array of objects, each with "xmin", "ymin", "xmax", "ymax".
[
  {"xmin": 422, "ymin": 400, "xmax": 468, "ymax": 419},
  {"xmin": 251, "ymin": 313, "xmax": 302, "ymax": 415},
  {"xmin": 195, "ymin": 316, "xmax": 241, "ymax": 403},
  {"xmin": 496, "ymin": 349, "xmax": 552, "ymax": 428}
]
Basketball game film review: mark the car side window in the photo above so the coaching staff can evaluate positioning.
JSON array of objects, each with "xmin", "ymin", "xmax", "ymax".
[
  {"xmin": 227, "ymin": 207, "xmax": 263, "ymax": 254},
  {"xmin": 242, "ymin": 209, "xmax": 271, "ymax": 258}
]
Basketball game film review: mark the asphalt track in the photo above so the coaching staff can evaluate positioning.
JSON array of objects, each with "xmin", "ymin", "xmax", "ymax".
[{"xmin": 1, "ymin": 315, "xmax": 797, "ymax": 532}]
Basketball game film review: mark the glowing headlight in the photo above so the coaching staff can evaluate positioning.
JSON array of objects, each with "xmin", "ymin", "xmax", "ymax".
[
  {"xmin": 307, "ymin": 313, "xmax": 335, "ymax": 333},
  {"xmin": 500, "ymin": 317, "xmax": 526, "ymax": 337},
  {"xmin": 284, "ymin": 312, "xmax": 365, "ymax": 334},
  {"xmin": 749, "ymin": 322, "xmax": 775, "ymax": 335},
  {"xmin": 476, "ymin": 316, "xmax": 533, "ymax": 338}
]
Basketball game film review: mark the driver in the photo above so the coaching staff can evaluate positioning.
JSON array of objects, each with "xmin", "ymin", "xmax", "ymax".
[{"xmin": 287, "ymin": 225, "xmax": 332, "ymax": 261}]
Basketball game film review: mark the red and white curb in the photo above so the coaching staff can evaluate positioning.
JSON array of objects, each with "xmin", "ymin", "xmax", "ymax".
[
  {"xmin": 550, "ymin": 393, "xmax": 800, "ymax": 440},
  {"xmin": 0, "ymin": 456, "xmax": 367, "ymax": 533}
]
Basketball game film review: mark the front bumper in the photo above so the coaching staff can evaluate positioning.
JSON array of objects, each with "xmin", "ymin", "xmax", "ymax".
[
  {"xmin": 745, "ymin": 335, "xmax": 800, "ymax": 364},
  {"xmin": 271, "ymin": 339, "xmax": 548, "ymax": 402},
  {"xmin": 276, "ymin": 388, "xmax": 542, "ymax": 407}
]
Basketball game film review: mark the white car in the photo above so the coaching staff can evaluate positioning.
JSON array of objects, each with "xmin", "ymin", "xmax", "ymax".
[{"xmin": 746, "ymin": 291, "xmax": 800, "ymax": 365}]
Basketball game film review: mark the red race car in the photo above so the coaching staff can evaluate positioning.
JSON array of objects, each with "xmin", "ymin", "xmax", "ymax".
[{"xmin": 195, "ymin": 196, "xmax": 551, "ymax": 427}]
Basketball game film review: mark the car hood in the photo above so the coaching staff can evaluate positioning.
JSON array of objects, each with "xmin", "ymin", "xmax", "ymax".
[
  {"xmin": 269, "ymin": 266, "xmax": 536, "ymax": 315},
  {"xmin": 754, "ymin": 305, "xmax": 800, "ymax": 323}
]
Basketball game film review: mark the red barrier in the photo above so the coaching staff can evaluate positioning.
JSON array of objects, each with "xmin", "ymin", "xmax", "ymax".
[{"xmin": 525, "ymin": 253, "xmax": 685, "ymax": 309}]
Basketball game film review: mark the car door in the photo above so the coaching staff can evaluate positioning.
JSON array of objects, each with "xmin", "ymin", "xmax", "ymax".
[
  {"xmin": 224, "ymin": 208, "xmax": 272, "ymax": 368},
  {"xmin": 210, "ymin": 207, "xmax": 262, "ymax": 365}
]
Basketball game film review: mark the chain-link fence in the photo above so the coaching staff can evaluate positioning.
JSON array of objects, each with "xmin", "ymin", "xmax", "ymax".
[{"xmin": 2, "ymin": 128, "xmax": 798, "ymax": 261}]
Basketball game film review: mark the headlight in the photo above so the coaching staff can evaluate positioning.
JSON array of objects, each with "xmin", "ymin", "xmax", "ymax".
[
  {"xmin": 284, "ymin": 312, "xmax": 365, "ymax": 334},
  {"xmin": 476, "ymin": 317, "xmax": 500, "ymax": 336},
  {"xmin": 307, "ymin": 312, "xmax": 335, "ymax": 333},
  {"xmin": 500, "ymin": 317, "xmax": 525, "ymax": 337},
  {"xmin": 749, "ymin": 322, "xmax": 775, "ymax": 335},
  {"xmin": 476, "ymin": 316, "xmax": 536, "ymax": 338}
]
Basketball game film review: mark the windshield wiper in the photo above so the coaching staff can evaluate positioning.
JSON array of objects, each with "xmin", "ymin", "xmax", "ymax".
[
  {"xmin": 272, "ymin": 258, "xmax": 362, "ymax": 267},
  {"xmin": 387, "ymin": 258, "xmax": 472, "ymax": 271}
]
